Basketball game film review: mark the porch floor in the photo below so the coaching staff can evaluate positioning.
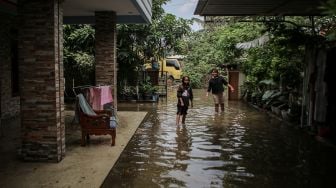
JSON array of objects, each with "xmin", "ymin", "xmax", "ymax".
[{"xmin": 0, "ymin": 110, "xmax": 147, "ymax": 188}]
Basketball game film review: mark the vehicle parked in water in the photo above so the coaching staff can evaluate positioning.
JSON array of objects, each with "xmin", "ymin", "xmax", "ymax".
[{"xmin": 145, "ymin": 58, "xmax": 182, "ymax": 81}]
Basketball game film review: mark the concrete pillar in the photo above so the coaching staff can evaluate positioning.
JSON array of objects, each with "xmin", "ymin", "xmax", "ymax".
[
  {"xmin": 95, "ymin": 11, "xmax": 117, "ymax": 109},
  {"xmin": 18, "ymin": 0, "xmax": 65, "ymax": 162}
]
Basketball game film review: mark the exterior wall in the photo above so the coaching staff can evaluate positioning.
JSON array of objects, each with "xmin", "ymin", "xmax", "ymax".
[
  {"xmin": 95, "ymin": 11, "xmax": 117, "ymax": 109},
  {"xmin": 228, "ymin": 70, "xmax": 245, "ymax": 100},
  {"xmin": 238, "ymin": 72, "xmax": 246, "ymax": 98},
  {"xmin": 0, "ymin": 12, "xmax": 20, "ymax": 119},
  {"xmin": 228, "ymin": 71, "xmax": 239, "ymax": 100},
  {"xmin": 314, "ymin": 49, "xmax": 327, "ymax": 123},
  {"xmin": 18, "ymin": 0, "xmax": 65, "ymax": 162}
]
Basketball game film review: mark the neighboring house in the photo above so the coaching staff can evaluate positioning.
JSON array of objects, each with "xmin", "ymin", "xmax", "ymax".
[
  {"xmin": 0, "ymin": 0, "xmax": 152, "ymax": 162},
  {"xmin": 194, "ymin": 0, "xmax": 336, "ymax": 138}
]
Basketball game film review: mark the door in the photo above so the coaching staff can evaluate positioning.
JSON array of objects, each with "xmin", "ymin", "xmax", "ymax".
[{"xmin": 228, "ymin": 71, "xmax": 239, "ymax": 100}]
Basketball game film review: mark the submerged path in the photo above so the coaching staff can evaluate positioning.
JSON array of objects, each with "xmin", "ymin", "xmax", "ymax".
[{"xmin": 103, "ymin": 89, "xmax": 336, "ymax": 187}]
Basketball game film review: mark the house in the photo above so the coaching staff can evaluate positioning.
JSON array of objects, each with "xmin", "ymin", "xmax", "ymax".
[
  {"xmin": 194, "ymin": 0, "xmax": 336, "ymax": 138},
  {"xmin": 0, "ymin": 0, "xmax": 152, "ymax": 162}
]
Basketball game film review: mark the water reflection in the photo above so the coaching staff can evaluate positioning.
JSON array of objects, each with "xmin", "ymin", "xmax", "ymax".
[{"xmin": 102, "ymin": 89, "xmax": 336, "ymax": 188}]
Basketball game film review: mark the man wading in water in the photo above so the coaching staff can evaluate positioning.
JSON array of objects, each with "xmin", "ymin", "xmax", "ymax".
[{"xmin": 206, "ymin": 68, "xmax": 234, "ymax": 113}]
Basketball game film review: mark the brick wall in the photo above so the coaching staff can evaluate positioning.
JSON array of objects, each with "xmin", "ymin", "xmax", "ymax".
[
  {"xmin": 0, "ymin": 12, "xmax": 20, "ymax": 119},
  {"xmin": 95, "ymin": 11, "xmax": 118, "ymax": 109},
  {"xmin": 18, "ymin": 0, "xmax": 65, "ymax": 162}
]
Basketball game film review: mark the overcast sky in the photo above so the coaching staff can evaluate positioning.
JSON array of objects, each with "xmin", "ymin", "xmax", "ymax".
[{"xmin": 162, "ymin": 0, "xmax": 203, "ymax": 31}]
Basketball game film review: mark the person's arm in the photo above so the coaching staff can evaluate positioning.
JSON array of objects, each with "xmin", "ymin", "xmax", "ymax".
[
  {"xmin": 222, "ymin": 77, "xmax": 234, "ymax": 92},
  {"xmin": 177, "ymin": 86, "xmax": 184, "ymax": 106},
  {"xmin": 206, "ymin": 80, "xmax": 211, "ymax": 97},
  {"xmin": 179, "ymin": 97, "xmax": 184, "ymax": 106},
  {"xmin": 189, "ymin": 87, "xmax": 193, "ymax": 108},
  {"xmin": 228, "ymin": 84, "xmax": 235, "ymax": 92}
]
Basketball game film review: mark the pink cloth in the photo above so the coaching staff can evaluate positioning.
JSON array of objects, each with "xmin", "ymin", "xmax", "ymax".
[
  {"xmin": 100, "ymin": 86, "xmax": 113, "ymax": 107},
  {"xmin": 88, "ymin": 86, "xmax": 113, "ymax": 110},
  {"xmin": 90, "ymin": 87, "xmax": 102, "ymax": 110}
]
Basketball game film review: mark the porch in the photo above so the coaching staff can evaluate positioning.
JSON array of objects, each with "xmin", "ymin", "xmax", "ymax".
[
  {"xmin": 0, "ymin": 0, "xmax": 152, "ymax": 162},
  {"xmin": 0, "ymin": 109, "xmax": 147, "ymax": 187}
]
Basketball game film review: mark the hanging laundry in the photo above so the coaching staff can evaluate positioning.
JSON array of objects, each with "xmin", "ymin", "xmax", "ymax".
[
  {"xmin": 90, "ymin": 87, "xmax": 102, "ymax": 110},
  {"xmin": 100, "ymin": 86, "xmax": 113, "ymax": 106},
  {"xmin": 87, "ymin": 86, "xmax": 114, "ymax": 110}
]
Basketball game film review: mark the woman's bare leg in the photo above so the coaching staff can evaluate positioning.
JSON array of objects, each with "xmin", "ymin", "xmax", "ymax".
[
  {"xmin": 215, "ymin": 104, "xmax": 219, "ymax": 113},
  {"xmin": 176, "ymin": 114, "xmax": 181, "ymax": 125},
  {"xmin": 182, "ymin": 114, "xmax": 186, "ymax": 124},
  {"xmin": 220, "ymin": 103, "xmax": 224, "ymax": 112}
]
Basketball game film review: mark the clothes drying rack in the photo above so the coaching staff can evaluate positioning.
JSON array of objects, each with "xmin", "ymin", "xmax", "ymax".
[{"xmin": 71, "ymin": 84, "xmax": 116, "ymax": 125}]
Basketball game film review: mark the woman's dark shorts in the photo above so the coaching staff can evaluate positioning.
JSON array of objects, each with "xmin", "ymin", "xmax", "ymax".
[{"xmin": 177, "ymin": 106, "xmax": 188, "ymax": 115}]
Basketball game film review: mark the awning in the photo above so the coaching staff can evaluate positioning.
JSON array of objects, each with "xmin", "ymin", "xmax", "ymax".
[
  {"xmin": 0, "ymin": 0, "xmax": 152, "ymax": 24},
  {"xmin": 64, "ymin": 0, "xmax": 152, "ymax": 24},
  {"xmin": 194, "ymin": 0, "xmax": 327, "ymax": 16}
]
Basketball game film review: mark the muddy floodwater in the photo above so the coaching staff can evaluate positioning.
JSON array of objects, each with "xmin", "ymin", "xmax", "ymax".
[{"xmin": 102, "ymin": 89, "xmax": 336, "ymax": 188}]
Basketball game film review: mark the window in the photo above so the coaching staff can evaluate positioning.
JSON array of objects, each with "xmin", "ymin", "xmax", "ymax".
[{"xmin": 166, "ymin": 59, "xmax": 180, "ymax": 70}]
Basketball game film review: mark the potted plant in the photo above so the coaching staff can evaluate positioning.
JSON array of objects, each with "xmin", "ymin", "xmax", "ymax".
[
  {"xmin": 120, "ymin": 85, "xmax": 136, "ymax": 100},
  {"xmin": 140, "ymin": 81, "xmax": 158, "ymax": 101}
]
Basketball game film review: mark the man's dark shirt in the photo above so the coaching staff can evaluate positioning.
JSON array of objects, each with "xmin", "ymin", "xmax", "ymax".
[{"xmin": 207, "ymin": 76, "xmax": 228, "ymax": 94}]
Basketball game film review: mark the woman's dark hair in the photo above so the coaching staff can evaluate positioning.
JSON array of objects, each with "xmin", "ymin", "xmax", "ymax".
[
  {"xmin": 211, "ymin": 68, "xmax": 219, "ymax": 73},
  {"xmin": 182, "ymin": 76, "xmax": 190, "ymax": 86}
]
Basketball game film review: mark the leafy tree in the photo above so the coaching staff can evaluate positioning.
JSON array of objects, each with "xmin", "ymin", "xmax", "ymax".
[
  {"xmin": 63, "ymin": 25, "xmax": 95, "ymax": 97},
  {"xmin": 117, "ymin": 0, "xmax": 191, "ymax": 61},
  {"xmin": 117, "ymin": 0, "xmax": 192, "ymax": 89},
  {"xmin": 183, "ymin": 23, "xmax": 263, "ymax": 88},
  {"xmin": 63, "ymin": 0, "xmax": 193, "ymax": 97},
  {"xmin": 319, "ymin": 0, "xmax": 336, "ymax": 40}
]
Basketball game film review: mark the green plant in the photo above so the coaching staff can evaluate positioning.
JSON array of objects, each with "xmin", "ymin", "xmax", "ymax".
[
  {"xmin": 120, "ymin": 85, "xmax": 136, "ymax": 96},
  {"xmin": 140, "ymin": 81, "xmax": 157, "ymax": 94},
  {"xmin": 138, "ymin": 75, "xmax": 158, "ymax": 95}
]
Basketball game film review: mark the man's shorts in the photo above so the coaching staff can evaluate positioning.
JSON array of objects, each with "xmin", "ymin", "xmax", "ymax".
[
  {"xmin": 177, "ymin": 105, "xmax": 188, "ymax": 115},
  {"xmin": 212, "ymin": 92, "xmax": 224, "ymax": 104}
]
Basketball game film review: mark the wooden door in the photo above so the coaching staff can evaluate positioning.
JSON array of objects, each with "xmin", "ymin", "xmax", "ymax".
[{"xmin": 228, "ymin": 71, "xmax": 239, "ymax": 100}]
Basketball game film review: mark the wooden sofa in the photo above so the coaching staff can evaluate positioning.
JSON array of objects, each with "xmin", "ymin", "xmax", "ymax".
[{"xmin": 76, "ymin": 94, "xmax": 116, "ymax": 146}]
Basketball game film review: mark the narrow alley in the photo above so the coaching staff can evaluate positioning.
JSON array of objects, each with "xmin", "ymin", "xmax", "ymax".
[{"xmin": 103, "ymin": 89, "xmax": 336, "ymax": 187}]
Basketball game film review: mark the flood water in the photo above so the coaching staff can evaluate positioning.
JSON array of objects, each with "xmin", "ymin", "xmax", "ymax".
[{"xmin": 102, "ymin": 89, "xmax": 336, "ymax": 188}]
